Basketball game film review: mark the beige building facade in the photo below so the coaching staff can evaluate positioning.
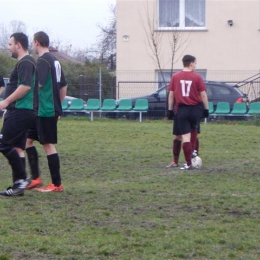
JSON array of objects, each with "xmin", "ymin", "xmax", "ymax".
[{"xmin": 116, "ymin": 0, "xmax": 260, "ymax": 99}]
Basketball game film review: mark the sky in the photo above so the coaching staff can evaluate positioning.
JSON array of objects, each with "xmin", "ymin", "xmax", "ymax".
[{"xmin": 1, "ymin": 0, "xmax": 116, "ymax": 50}]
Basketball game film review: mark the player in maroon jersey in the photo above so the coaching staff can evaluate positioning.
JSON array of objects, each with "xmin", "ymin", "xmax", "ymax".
[{"xmin": 167, "ymin": 55, "xmax": 209, "ymax": 170}]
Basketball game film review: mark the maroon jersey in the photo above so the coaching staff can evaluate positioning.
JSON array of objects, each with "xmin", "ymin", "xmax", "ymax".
[{"xmin": 168, "ymin": 71, "xmax": 206, "ymax": 109}]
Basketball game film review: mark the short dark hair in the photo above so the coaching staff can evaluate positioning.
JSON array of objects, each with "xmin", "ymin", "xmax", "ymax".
[
  {"xmin": 10, "ymin": 32, "xmax": 29, "ymax": 50},
  {"xmin": 182, "ymin": 55, "xmax": 196, "ymax": 67},
  {"xmin": 34, "ymin": 31, "xmax": 49, "ymax": 47}
]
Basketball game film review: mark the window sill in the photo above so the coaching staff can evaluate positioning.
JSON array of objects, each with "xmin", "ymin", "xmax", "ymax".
[{"xmin": 155, "ymin": 27, "xmax": 208, "ymax": 32}]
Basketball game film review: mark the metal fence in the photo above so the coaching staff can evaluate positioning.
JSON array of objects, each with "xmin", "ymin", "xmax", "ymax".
[
  {"xmin": 66, "ymin": 75, "xmax": 117, "ymax": 102},
  {"xmin": 66, "ymin": 70, "xmax": 260, "ymax": 103},
  {"xmin": 115, "ymin": 70, "xmax": 260, "ymax": 102},
  {"xmin": 59, "ymin": 70, "xmax": 260, "ymax": 120}
]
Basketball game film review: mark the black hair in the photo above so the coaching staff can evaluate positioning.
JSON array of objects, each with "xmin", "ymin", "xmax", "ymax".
[
  {"xmin": 10, "ymin": 32, "xmax": 29, "ymax": 50},
  {"xmin": 34, "ymin": 31, "xmax": 50, "ymax": 47},
  {"xmin": 182, "ymin": 54, "xmax": 196, "ymax": 67}
]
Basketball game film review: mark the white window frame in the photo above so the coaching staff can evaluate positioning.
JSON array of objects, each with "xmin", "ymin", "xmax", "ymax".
[{"xmin": 158, "ymin": 0, "xmax": 206, "ymax": 31}]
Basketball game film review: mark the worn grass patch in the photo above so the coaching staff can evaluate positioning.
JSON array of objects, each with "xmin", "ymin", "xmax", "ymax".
[{"xmin": 0, "ymin": 117, "xmax": 260, "ymax": 259}]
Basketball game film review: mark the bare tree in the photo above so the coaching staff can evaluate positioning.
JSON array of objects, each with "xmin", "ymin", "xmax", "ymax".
[
  {"xmin": 9, "ymin": 20, "xmax": 27, "ymax": 33},
  {"xmin": 95, "ymin": 3, "xmax": 116, "ymax": 70},
  {"xmin": 51, "ymin": 38, "xmax": 73, "ymax": 55},
  {"xmin": 0, "ymin": 25, "xmax": 10, "ymax": 49},
  {"xmin": 0, "ymin": 20, "xmax": 27, "ymax": 49},
  {"xmin": 140, "ymin": 3, "xmax": 165, "ymax": 82},
  {"xmin": 140, "ymin": 1, "xmax": 190, "ymax": 85}
]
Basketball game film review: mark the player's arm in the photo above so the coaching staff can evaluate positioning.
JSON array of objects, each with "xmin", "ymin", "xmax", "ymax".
[
  {"xmin": 60, "ymin": 85, "xmax": 67, "ymax": 102},
  {"xmin": 200, "ymin": 90, "xmax": 208, "ymax": 109},
  {"xmin": 200, "ymin": 90, "xmax": 209, "ymax": 118},
  {"xmin": 167, "ymin": 90, "xmax": 175, "ymax": 120},
  {"xmin": 197, "ymin": 76, "xmax": 208, "ymax": 110},
  {"xmin": 168, "ymin": 90, "xmax": 174, "ymax": 110},
  {"xmin": 59, "ymin": 67, "xmax": 67, "ymax": 102},
  {"xmin": 0, "ymin": 85, "xmax": 30, "ymax": 110},
  {"xmin": 0, "ymin": 61, "xmax": 35, "ymax": 110}
]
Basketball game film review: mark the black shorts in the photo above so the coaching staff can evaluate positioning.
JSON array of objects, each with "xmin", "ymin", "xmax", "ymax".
[
  {"xmin": 27, "ymin": 116, "xmax": 58, "ymax": 144},
  {"xmin": 173, "ymin": 103, "xmax": 204, "ymax": 135},
  {"xmin": 1, "ymin": 109, "xmax": 36, "ymax": 149}
]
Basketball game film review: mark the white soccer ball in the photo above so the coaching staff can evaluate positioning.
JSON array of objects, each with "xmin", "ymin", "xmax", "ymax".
[{"xmin": 191, "ymin": 156, "xmax": 202, "ymax": 169}]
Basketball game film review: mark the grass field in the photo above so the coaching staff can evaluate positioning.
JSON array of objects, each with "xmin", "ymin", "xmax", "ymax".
[{"xmin": 0, "ymin": 117, "xmax": 260, "ymax": 260}]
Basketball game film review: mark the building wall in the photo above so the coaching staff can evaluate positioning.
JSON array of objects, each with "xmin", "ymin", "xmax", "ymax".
[{"xmin": 116, "ymin": 0, "xmax": 260, "ymax": 96}]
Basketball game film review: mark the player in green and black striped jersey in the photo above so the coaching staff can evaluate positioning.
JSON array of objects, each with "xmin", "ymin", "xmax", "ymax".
[
  {"xmin": 26, "ymin": 31, "xmax": 67, "ymax": 192},
  {"xmin": 0, "ymin": 32, "xmax": 37, "ymax": 196}
]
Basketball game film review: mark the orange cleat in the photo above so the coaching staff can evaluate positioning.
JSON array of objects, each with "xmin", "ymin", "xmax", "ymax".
[
  {"xmin": 37, "ymin": 183, "xmax": 64, "ymax": 193},
  {"xmin": 165, "ymin": 161, "xmax": 179, "ymax": 168},
  {"xmin": 26, "ymin": 178, "xmax": 43, "ymax": 190}
]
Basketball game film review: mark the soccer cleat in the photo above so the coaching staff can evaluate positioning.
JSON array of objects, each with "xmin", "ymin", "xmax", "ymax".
[
  {"xmin": 37, "ymin": 183, "xmax": 64, "ymax": 193},
  {"xmin": 179, "ymin": 164, "xmax": 194, "ymax": 171},
  {"xmin": 166, "ymin": 161, "xmax": 179, "ymax": 168},
  {"xmin": 0, "ymin": 179, "xmax": 31, "ymax": 196},
  {"xmin": 26, "ymin": 178, "xmax": 43, "ymax": 190}
]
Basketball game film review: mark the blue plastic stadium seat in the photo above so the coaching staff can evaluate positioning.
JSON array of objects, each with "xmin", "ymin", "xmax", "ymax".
[
  {"xmin": 247, "ymin": 102, "xmax": 260, "ymax": 114},
  {"xmin": 133, "ymin": 99, "xmax": 149, "ymax": 111},
  {"xmin": 230, "ymin": 103, "xmax": 247, "ymax": 114},
  {"xmin": 117, "ymin": 99, "xmax": 132, "ymax": 111},
  {"xmin": 208, "ymin": 101, "xmax": 214, "ymax": 114},
  {"xmin": 214, "ymin": 102, "xmax": 230, "ymax": 114},
  {"xmin": 101, "ymin": 99, "xmax": 116, "ymax": 111},
  {"xmin": 62, "ymin": 99, "xmax": 68, "ymax": 110},
  {"xmin": 85, "ymin": 98, "xmax": 100, "ymax": 111},
  {"xmin": 69, "ymin": 98, "xmax": 85, "ymax": 110}
]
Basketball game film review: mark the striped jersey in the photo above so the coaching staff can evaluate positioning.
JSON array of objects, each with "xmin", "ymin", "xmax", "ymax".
[
  {"xmin": 37, "ymin": 52, "xmax": 67, "ymax": 117},
  {"xmin": 5, "ymin": 55, "xmax": 37, "ymax": 110}
]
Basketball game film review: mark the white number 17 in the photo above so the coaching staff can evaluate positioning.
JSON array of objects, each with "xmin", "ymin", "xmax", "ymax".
[{"xmin": 180, "ymin": 80, "xmax": 192, "ymax": 97}]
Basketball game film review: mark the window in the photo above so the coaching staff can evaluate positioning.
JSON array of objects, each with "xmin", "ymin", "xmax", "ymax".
[
  {"xmin": 206, "ymin": 85, "xmax": 212, "ymax": 96},
  {"xmin": 157, "ymin": 71, "xmax": 174, "ymax": 86},
  {"xmin": 157, "ymin": 69, "xmax": 207, "ymax": 88},
  {"xmin": 157, "ymin": 87, "xmax": 167, "ymax": 98},
  {"xmin": 159, "ymin": 0, "xmax": 205, "ymax": 29},
  {"xmin": 213, "ymin": 85, "xmax": 231, "ymax": 95}
]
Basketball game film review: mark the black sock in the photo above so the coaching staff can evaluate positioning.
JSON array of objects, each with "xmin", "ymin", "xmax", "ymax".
[
  {"xmin": 20, "ymin": 157, "xmax": 27, "ymax": 179},
  {"xmin": 3, "ymin": 148, "xmax": 27, "ymax": 181},
  {"xmin": 47, "ymin": 153, "xmax": 61, "ymax": 187},
  {"xmin": 26, "ymin": 146, "xmax": 40, "ymax": 179},
  {"xmin": 20, "ymin": 156, "xmax": 25, "ymax": 170}
]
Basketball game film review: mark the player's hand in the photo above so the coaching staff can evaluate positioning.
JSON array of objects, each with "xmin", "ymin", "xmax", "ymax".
[
  {"xmin": 203, "ymin": 109, "xmax": 209, "ymax": 118},
  {"xmin": 167, "ymin": 110, "xmax": 174, "ymax": 120}
]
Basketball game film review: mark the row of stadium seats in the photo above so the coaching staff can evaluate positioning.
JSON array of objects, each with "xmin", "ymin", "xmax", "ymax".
[
  {"xmin": 209, "ymin": 101, "xmax": 260, "ymax": 115},
  {"xmin": 62, "ymin": 98, "xmax": 149, "ymax": 122}
]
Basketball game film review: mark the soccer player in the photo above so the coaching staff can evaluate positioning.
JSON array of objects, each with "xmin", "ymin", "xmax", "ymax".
[
  {"xmin": 25, "ymin": 31, "xmax": 67, "ymax": 192},
  {"xmin": 166, "ymin": 87, "xmax": 200, "ymax": 169},
  {"xmin": 167, "ymin": 54, "xmax": 209, "ymax": 170},
  {"xmin": 0, "ymin": 33, "xmax": 37, "ymax": 196},
  {"xmin": 166, "ymin": 124, "xmax": 200, "ymax": 168}
]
